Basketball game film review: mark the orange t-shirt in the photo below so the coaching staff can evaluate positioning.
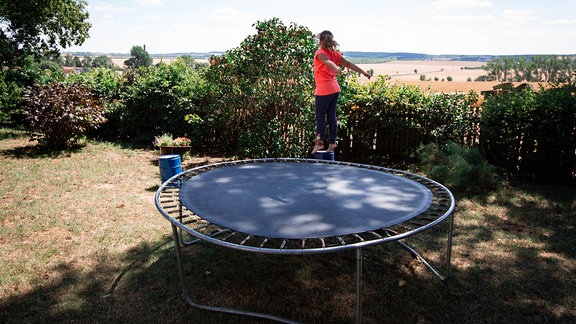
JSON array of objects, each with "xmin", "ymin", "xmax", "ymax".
[{"xmin": 314, "ymin": 48, "xmax": 342, "ymax": 96}]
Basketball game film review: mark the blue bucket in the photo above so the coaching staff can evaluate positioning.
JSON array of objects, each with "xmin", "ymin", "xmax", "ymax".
[
  {"xmin": 159, "ymin": 154, "xmax": 182, "ymax": 184},
  {"xmin": 314, "ymin": 151, "xmax": 335, "ymax": 161}
]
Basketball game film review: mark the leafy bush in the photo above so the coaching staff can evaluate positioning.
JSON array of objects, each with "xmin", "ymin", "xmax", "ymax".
[
  {"xmin": 415, "ymin": 142, "xmax": 498, "ymax": 194},
  {"xmin": 481, "ymin": 87, "xmax": 536, "ymax": 173},
  {"xmin": 339, "ymin": 76, "xmax": 480, "ymax": 164},
  {"xmin": 23, "ymin": 82, "xmax": 106, "ymax": 149},
  {"xmin": 480, "ymin": 83, "xmax": 575, "ymax": 183},
  {"xmin": 0, "ymin": 70, "xmax": 23, "ymax": 125},
  {"xmin": 61, "ymin": 67, "xmax": 124, "ymax": 140},
  {"xmin": 204, "ymin": 18, "xmax": 316, "ymax": 157},
  {"xmin": 63, "ymin": 67, "xmax": 120, "ymax": 100},
  {"xmin": 527, "ymin": 82, "xmax": 576, "ymax": 183},
  {"xmin": 0, "ymin": 56, "xmax": 66, "ymax": 126},
  {"xmin": 114, "ymin": 60, "xmax": 207, "ymax": 143}
]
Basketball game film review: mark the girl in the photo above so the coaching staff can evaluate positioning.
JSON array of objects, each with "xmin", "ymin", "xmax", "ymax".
[{"xmin": 312, "ymin": 30, "xmax": 371, "ymax": 154}]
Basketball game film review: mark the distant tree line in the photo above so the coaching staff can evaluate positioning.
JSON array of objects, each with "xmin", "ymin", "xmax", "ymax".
[
  {"xmin": 484, "ymin": 55, "xmax": 576, "ymax": 83},
  {"xmin": 60, "ymin": 54, "xmax": 117, "ymax": 69}
]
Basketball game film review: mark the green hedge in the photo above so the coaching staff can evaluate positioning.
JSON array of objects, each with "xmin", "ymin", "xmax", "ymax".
[
  {"xmin": 481, "ymin": 83, "xmax": 576, "ymax": 183},
  {"xmin": 338, "ymin": 76, "xmax": 480, "ymax": 165}
]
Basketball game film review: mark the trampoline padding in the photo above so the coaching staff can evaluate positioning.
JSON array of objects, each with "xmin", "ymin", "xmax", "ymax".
[{"xmin": 179, "ymin": 162, "xmax": 432, "ymax": 239}]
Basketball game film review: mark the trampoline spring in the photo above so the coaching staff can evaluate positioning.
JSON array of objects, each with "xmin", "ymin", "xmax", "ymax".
[
  {"xmin": 182, "ymin": 219, "xmax": 198, "ymax": 226},
  {"xmin": 399, "ymin": 224, "xmax": 415, "ymax": 231},
  {"xmin": 300, "ymin": 239, "xmax": 306, "ymax": 249},
  {"xmin": 259, "ymin": 238, "xmax": 269, "ymax": 248},
  {"xmin": 193, "ymin": 224, "xmax": 209, "ymax": 231},
  {"xmin": 280, "ymin": 240, "xmax": 287, "ymax": 249},
  {"xmin": 319, "ymin": 238, "xmax": 326, "ymax": 248},
  {"xmin": 427, "ymin": 211, "xmax": 442, "ymax": 217},
  {"xmin": 419, "ymin": 216, "xmax": 436, "ymax": 222},
  {"xmin": 221, "ymin": 232, "xmax": 236, "ymax": 241},
  {"xmin": 161, "ymin": 203, "xmax": 178, "ymax": 209},
  {"xmin": 408, "ymin": 221, "xmax": 425, "ymax": 227},
  {"xmin": 368, "ymin": 231, "xmax": 383, "ymax": 239},
  {"xmin": 352, "ymin": 234, "xmax": 365, "ymax": 242},
  {"xmin": 209, "ymin": 229, "xmax": 231, "ymax": 238},
  {"xmin": 385, "ymin": 228, "xmax": 399, "ymax": 236},
  {"xmin": 337, "ymin": 237, "xmax": 346, "ymax": 245},
  {"xmin": 240, "ymin": 235, "xmax": 253, "ymax": 245}
]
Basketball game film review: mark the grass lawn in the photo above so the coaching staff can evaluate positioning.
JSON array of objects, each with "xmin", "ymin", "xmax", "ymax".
[{"xmin": 1, "ymin": 129, "xmax": 574, "ymax": 323}]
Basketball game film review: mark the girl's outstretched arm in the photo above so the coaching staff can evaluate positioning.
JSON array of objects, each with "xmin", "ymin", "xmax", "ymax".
[{"xmin": 340, "ymin": 57, "xmax": 371, "ymax": 79}]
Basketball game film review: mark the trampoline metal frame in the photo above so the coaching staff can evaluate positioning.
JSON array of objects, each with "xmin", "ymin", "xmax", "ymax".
[{"xmin": 155, "ymin": 158, "xmax": 455, "ymax": 324}]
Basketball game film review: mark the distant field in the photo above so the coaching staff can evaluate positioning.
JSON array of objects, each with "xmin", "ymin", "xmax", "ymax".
[
  {"xmin": 359, "ymin": 60, "xmax": 487, "ymax": 82},
  {"xmin": 111, "ymin": 57, "xmax": 527, "ymax": 93},
  {"xmin": 357, "ymin": 61, "xmax": 544, "ymax": 93},
  {"xmin": 358, "ymin": 60, "xmax": 489, "ymax": 93},
  {"xmin": 111, "ymin": 58, "xmax": 177, "ymax": 67}
]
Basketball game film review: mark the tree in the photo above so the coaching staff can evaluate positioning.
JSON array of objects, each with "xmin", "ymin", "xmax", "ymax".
[
  {"xmin": 91, "ymin": 55, "xmax": 116, "ymax": 69},
  {"xmin": 0, "ymin": 0, "xmax": 90, "ymax": 67},
  {"xmin": 124, "ymin": 46, "xmax": 152, "ymax": 68},
  {"xmin": 81, "ymin": 55, "xmax": 93, "ymax": 67},
  {"xmin": 205, "ymin": 18, "xmax": 317, "ymax": 157}
]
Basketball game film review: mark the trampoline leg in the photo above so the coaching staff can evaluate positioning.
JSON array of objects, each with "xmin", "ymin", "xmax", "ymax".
[
  {"xmin": 171, "ymin": 224, "xmax": 190, "ymax": 297},
  {"xmin": 356, "ymin": 248, "xmax": 363, "ymax": 324},
  {"xmin": 444, "ymin": 212, "xmax": 455, "ymax": 278},
  {"xmin": 170, "ymin": 224, "xmax": 301, "ymax": 324},
  {"xmin": 394, "ymin": 212, "xmax": 455, "ymax": 281}
]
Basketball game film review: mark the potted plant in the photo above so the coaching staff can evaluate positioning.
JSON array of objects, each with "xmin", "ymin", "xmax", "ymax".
[{"xmin": 154, "ymin": 133, "xmax": 192, "ymax": 156}]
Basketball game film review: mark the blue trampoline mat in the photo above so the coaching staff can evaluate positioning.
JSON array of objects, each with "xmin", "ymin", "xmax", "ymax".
[{"xmin": 179, "ymin": 162, "xmax": 432, "ymax": 239}]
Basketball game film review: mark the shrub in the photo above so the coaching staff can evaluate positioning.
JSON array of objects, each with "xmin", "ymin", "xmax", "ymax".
[
  {"xmin": 339, "ymin": 77, "xmax": 480, "ymax": 164},
  {"xmin": 0, "ymin": 56, "xmax": 65, "ymax": 126},
  {"xmin": 23, "ymin": 82, "xmax": 106, "ymax": 149},
  {"xmin": 204, "ymin": 18, "xmax": 317, "ymax": 157},
  {"xmin": 522, "ymin": 82, "xmax": 576, "ymax": 183},
  {"xmin": 480, "ymin": 87, "xmax": 536, "ymax": 173},
  {"xmin": 477, "ymin": 84, "xmax": 575, "ymax": 183},
  {"xmin": 415, "ymin": 141, "xmax": 499, "ymax": 194},
  {"xmin": 115, "ymin": 60, "xmax": 207, "ymax": 143},
  {"xmin": 0, "ymin": 70, "xmax": 23, "ymax": 125}
]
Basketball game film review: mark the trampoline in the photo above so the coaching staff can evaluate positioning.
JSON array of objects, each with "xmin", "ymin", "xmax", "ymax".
[{"xmin": 155, "ymin": 158, "xmax": 455, "ymax": 323}]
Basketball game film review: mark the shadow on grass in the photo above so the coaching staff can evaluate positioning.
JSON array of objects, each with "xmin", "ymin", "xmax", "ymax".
[
  {"xmin": 0, "ymin": 141, "xmax": 85, "ymax": 159},
  {"xmin": 1, "ymin": 184, "xmax": 575, "ymax": 323},
  {"xmin": 0, "ymin": 128, "xmax": 27, "ymax": 140}
]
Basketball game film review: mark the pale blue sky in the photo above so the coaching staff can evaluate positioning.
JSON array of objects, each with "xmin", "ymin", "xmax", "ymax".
[{"xmin": 67, "ymin": 0, "xmax": 576, "ymax": 55}]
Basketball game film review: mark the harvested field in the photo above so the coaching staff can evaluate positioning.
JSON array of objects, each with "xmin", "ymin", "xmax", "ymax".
[
  {"xmin": 357, "ymin": 61, "xmax": 541, "ymax": 93},
  {"xmin": 358, "ymin": 60, "xmax": 488, "ymax": 82},
  {"xmin": 111, "ymin": 58, "xmax": 176, "ymax": 67}
]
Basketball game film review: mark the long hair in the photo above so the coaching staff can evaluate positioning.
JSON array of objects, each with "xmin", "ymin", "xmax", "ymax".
[{"xmin": 318, "ymin": 30, "xmax": 339, "ymax": 51}]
